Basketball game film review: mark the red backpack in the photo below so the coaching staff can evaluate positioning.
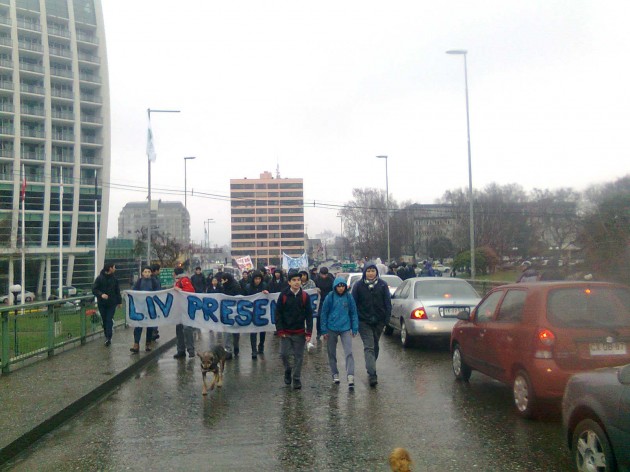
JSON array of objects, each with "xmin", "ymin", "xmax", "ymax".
[
  {"xmin": 176, "ymin": 277, "xmax": 195, "ymax": 293},
  {"xmin": 281, "ymin": 290, "xmax": 309, "ymax": 308}
]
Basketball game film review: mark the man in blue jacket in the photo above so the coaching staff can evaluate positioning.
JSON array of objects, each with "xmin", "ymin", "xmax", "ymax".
[{"xmin": 351, "ymin": 261, "xmax": 391, "ymax": 387}]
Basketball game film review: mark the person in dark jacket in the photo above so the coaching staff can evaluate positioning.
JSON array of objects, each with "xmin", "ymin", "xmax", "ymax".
[
  {"xmin": 130, "ymin": 266, "xmax": 159, "ymax": 353},
  {"xmin": 315, "ymin": 266, "xmax": 334, "ymax": 339},
  {"xmin": 239, "ymin": 270, "xmax": 250, "ymax": 292},
  {"xmin": 150, "ymin": 264, "xmax": 162, "ymax": 341},
  {"xmin": 173, "ymin": 267, "xmax": 196, "ymax": 359},
  {"xmin": 245, "ymin": 270, "xmax": 269, "ymax": 358},
  {"xmin": 221, "ymin": 272, "xmax": 242, "ymax": 357},
  {"xmin": 190, "ymin": 266, "xmax": 207, "ymax": 293},
  {"xmin": 351, "ymin": 261, "xmax": 391, "ymax": 387},
  {"xmin": 206, "ymin": 275, "xmax": 221, "ymax": 293},
  {"xmin": 269, "ymin": 270, "xmax": 287, "ymax": 293},
  {"xmin": 92, "ymin": 262, "xmax": 122, "ymax": 346},
  {"xmin": 275, "ymin": 269, "xmax": 313, "ymax": 389}
]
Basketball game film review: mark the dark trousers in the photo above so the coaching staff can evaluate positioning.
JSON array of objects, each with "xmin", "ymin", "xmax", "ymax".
[
  {"xmin": 250, "ymin": 332, "xmax": 266, "ymax": 353},
  {"xmin": 176, "ymin": 324, "xmax": 195, "ymax": 354},
  {"xmin": 358, "ymin": 321, "xmax": 383, "ymax": 378},
  {"xmin": 280, "ymin": 335, "xmax": 306, "ymax": 381},
  {"xmin": 98, "ymin": 303, "xmax": 116, "ymax": 341},
  {"xmin": 133, "ymin": 327, "xmax": 154, "ymax": 344}
]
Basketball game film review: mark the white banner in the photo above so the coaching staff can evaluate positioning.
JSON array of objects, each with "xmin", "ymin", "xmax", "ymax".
[
  {"xmin": 235, "ymin": 256, "xmax": 254, "ymax": 271},
  {"xmin": 124, "ymin": 288, "xmax": 320, "ymax": 333},
  {"xmin": 282, "ymin": 252, "xmax": 308, "ymax": 271}
]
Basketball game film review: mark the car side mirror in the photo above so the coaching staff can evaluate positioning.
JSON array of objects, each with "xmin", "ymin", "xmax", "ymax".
[
  {"xmin": 457, "ymin": 311, "xmax": 470, "ymax": 321},
  {"xmin": 619, "ymin": 364, "xmax": 630, "ymax": 385}
]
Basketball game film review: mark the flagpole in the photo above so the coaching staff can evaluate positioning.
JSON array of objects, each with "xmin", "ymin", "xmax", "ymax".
[
  {"xmin": 59, "ymin": 174, "xmax": 63, "ymax": 298},
  {"xmin": 20, "ymin": 165, "xmax": 25, "ymax": 305}
]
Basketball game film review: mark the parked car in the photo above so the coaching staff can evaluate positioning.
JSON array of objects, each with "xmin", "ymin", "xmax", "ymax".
[
  {"xmin": 386, "ymin": 278, "xmax": 481, "ymax": 347},
  {"xmin": 562, "ymin": 363, "xmax": 630, "ymax": 472},
  {"xmin": 451, "ymin": 281, "xmax": 630, "ymax": 418},
  {"xmin": 380, "ymin": 274, "xmax": 403, "ymax": 296},
  {"xmin": 0, "ymin": 291, "xmax": 36, "ymax": 304}
]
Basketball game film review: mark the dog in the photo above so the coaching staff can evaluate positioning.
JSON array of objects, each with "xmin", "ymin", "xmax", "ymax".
[
  {"xmin": 197, "ymin": 345, "xmax": 227, "ymax": 396},
  {"xmin": 389, "ymin": 448, "xmax": 412, "ymax": 472}
]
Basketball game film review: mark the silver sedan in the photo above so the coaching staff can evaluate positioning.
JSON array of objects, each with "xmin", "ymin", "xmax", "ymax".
[{"xmin": 385, "ymin": 277, "xmax": 481, "ymax": 348}]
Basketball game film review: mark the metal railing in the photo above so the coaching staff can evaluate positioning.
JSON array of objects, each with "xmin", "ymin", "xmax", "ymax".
[{"xmin": 0, "ymin": 295, "xmax": 126, "ymax": 374}]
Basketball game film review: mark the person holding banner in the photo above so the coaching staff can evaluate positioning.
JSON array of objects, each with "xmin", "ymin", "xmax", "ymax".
[
  {"xmin": 276, "ymin": 270, "xmax": 313, "ymax": 390},
  {"xmin": 129, "ymin": 266, "xmax": 159, "ymax": 353},
  {"xmin": 245, "ymin": 270, "xmax": 269, "ymax": 358},
  {"xmin": 221, "ymin": 272, "xmax": 242, "ymax": 358},
  {"xmin": 173, "ymin": 267, "xmax": 196, "ymax": 359}
]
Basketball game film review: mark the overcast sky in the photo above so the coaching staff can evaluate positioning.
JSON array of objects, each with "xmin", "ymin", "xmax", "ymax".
[{"xmin": 102, "ymin": 1, "xmax": 630, "ymax": 247}]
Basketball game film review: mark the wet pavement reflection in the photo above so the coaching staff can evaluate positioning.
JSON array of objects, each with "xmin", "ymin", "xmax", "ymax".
[{"xmin": 6, "ymin": 333, "xmax": 573, "ymax": 471}]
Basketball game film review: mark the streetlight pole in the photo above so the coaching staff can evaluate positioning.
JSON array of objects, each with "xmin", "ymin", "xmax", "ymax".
[
  {"xmin": 337, "ymin": 213, "xmax": 343, "ymax": 261},
  {"xmin": 184, "ymin": 156, "xmax": 196, "ymax": 208},
  {"xmin": 146, "ymin": 108, "xmax": 180, "ymax": 265},
  {"xmin": 377, "ymin": 155, "xmax": 390, "ymax": 262},
  {"xmin": 446, "ymin": 50, "xmax": 475, "ymax": 279}
]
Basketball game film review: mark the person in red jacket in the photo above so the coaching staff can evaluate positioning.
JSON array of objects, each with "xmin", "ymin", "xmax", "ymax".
[{"xmin": 173, "ymin": 267, "xmax": 196, "ymax": 358}]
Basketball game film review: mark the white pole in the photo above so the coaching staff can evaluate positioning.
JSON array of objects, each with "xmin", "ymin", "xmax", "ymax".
[
  {"xmin": 59, "ymin": 174, "xmax": 63, "ymax": 297},
  {"xmin": 20, "ymin": 164, "xmax": 25, "ymax": 305},
  {"xmin": 94, "ymin": 177, "xmax": 98, "ymax": 280}
]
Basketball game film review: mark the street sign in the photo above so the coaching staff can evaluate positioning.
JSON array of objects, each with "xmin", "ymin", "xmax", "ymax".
[{"xmin": 159, "ymin": 269, "xmax": 174, "ymax": 288}]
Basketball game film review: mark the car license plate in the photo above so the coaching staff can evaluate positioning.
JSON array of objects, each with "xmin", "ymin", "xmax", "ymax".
[
  {"xmin": 441, "ymin": 307, "xmax": 468, "ymax": 317},
  {"xmin": 589, "ymin": 342, "xmax": 627, "ymax": 356}
]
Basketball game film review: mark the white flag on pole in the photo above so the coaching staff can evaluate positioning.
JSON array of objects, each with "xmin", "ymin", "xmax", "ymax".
[{"xmin": 147, "ymin": 123, "xmax": 156, "ymax": 162}]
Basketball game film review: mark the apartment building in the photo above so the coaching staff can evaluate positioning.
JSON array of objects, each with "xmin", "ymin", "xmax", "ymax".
[
  {"xmin": 118, "ymin": 201, "xmax": 190, "ymax": 245},
  {"xmin": 230, "ymin": 171, "xmax": 304, "ymax": 267},
  {"xmin": 0, "ymin": 0, "xmax": 109, "ymax": 295}
]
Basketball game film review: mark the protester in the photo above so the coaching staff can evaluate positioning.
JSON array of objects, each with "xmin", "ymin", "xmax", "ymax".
[
  {"xmin": 352, "ymin": 261, "xmax": 391, "ymax": 387},
  {"xmin": 190, "ymin": 266, "xmax": 207, "ymax": 293},
  {"xmin": 206, "ymin": 275, "xmax": 221, "ymax": 293},
  {"xmin": 173, "ymin": 267, "xmax": 196, "ymax": 359},
  {"xmin": 221, "ymin": 272, "xmax": 243, "ymax": 358},
  {"xmin": 150, "ymin": 264, "xmax": 162, "ymax": 341},
  {"xmin": 517, "ymin": 261, "xmax": 540, "ymax": 282},
  {"xmin": 275, "ymin": 269, "xmax": 313, "ymax": 390},
  {"xmin": 269, "ymin": 269, "xmax": 287, "ymax": 293},
  {"xmin": 239, "ymin": 270, "xmax": 250, "ymax": 292},
  {"xmin": 245, "ymin": 270, "xmax": 269, "ymax": 358},
  {"xmin": 130, "ymin": 266, "xmax": 159, "ymax": 353},
  {"xmin": 315, "ymin": 266, "xmax": 334, "ymax": 340},
  {"xmin": 299, "ymin": 270, "xmax": 316, "ymax": 290},
  {"xmin": 320, "ymin": 276, "xmax": 359, "ymax": 388},
  {"xmin": 92, "ymin": 262, "xmax": 122, "ymax": 346}
]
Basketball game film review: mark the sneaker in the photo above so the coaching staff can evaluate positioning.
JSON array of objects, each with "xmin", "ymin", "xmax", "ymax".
[
  {"xmin": 332, "ymin": 374, "xmax": 340, "ymax": 385},
  {"xmin": 252, "ymin": 353, "xmax": 257, "ymax": 360},
  {"xmin": 104, "ymin": 339, "xmax": 111, "ymax": 347},
  {"xmin": 257, "ymin": 344, "xmax": 264, "ymax": 354},
  {"xmin": 129, "ymin": 344, "xmax": 139, "ymax": 354},
  {"xmin": 188, "ymin": 350, "xmax": 196, "ymax": 358},
  {"xmin": 348, "ymin": 375, "xmax": 355, "ymax": 388},
  {"xmin": 369, "ymin": 375, "xmax": 378, "ymax": 387},
  {"xmin": 284, "ymin": 369, "xmax": 292, "ymax": 385},
  {"xmin": 293, "ymin": 379, "xmax": 302, "ymax": 390},
  {"xmin": 145, "ymin": 344, "xmax": 152, "ymax": 352},
  {"xmin": 173, "ymin": 351, "xmax": 186, "ymax": 359}
]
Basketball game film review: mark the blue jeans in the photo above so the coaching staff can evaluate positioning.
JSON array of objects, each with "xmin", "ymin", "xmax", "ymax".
[
  {"xmin": 133, "ymin": 327, "xmax": 154, "ymax": 344},
  {"xmin": 326, "ymin": 330, "xmax": 354, "ymax": 377},
  {"xmin": 98, "ymin": 303, "xmax": 116, "ymax": 341},
  {"xmin": 358, "ymin": 321, "xmax": 383, "ymax": 378}
]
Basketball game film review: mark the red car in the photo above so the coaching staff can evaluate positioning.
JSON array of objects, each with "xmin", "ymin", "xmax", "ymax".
[{"xmin": 450, "ymin": 281, "xmax": 630, "ymax": 418}]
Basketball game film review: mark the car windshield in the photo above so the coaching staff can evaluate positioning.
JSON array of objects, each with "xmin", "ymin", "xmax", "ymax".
[
  {"xmin": 547, "ymin": 287, "xmax": 630, "ymax": 328},
  {"xmin": 414, "ymin": 281, "xmax": 479, "ymax": 299}
]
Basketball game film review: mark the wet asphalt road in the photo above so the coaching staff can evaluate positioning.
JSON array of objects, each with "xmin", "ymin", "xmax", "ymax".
[{"xmin": 6, "ymin": 332, "xmax": 573, "ymax": 471}]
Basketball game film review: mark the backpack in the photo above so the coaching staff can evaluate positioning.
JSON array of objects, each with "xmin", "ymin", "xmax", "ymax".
[
  {"xmin": 176, "ymin": 276, "xmax": 195, "ymax": 293},
  {"xmin": 281, "ymin": 290, "xmax": 309, "ymax": 308}
]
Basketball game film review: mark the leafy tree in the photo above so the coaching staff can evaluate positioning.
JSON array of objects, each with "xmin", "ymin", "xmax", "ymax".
[
  {"xmin": 453, "ymin": 250, "xmax": 487, "ymax": 276},
  {"xmin": 426, "ymin": 235, "xmax": 455, "ymax": 260}
]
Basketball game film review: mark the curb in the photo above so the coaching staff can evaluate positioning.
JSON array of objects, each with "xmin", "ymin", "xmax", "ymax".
[{"xmin": 0, "ymin": 336, "xmax": 177, "ymax": 467}]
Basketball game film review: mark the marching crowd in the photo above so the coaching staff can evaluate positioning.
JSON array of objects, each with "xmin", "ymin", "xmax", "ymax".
[{"xmin": 91, "ymin": 261, "xmax": 393, "ymax": 391}]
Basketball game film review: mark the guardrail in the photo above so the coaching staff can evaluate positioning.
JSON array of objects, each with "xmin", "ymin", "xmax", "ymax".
[
  {"xmin": 0, "ymin": 295, "xmax": 126, "ymax": 374},
  {"xmin": 468, "ymin": 279, "xmax": 512, "ymax": 296}
]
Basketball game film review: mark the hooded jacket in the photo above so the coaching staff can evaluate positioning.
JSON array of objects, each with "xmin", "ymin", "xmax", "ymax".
[
  {"xmin": 351, "ymin": 261, "xmax": 391, "ymax": 325},
  {"xmin": 245, "ymin": 271, "xmax": 268, "ymax": 295},
  {"xmin": 275, "ymin": 284, "xmax": 313, "ymax": 337},
  {"xmin": 299, "ymin": 270, "xmax": 316, "ymax": 290},
  {"xmin": 92, "ymin": 269, "xmax": 122, "ymax": 307},
  {"xmin": 320, "ymin": 277, "xmax": 359, "ymax": 335},
  {"xmin": 269, "ymin": 271, "xmax": 287, "ymax": 293},
  {"xmin": 221, "ymin": 273, "xmax": 242, "ymax": 296}
]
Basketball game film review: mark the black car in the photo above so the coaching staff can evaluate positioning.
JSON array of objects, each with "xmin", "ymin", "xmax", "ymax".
[{"xmin": 562, "ymin": 363, "xmax": 630, "ymax": 472}]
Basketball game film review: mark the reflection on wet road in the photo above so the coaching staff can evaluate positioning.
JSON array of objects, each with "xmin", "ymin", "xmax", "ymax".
[{"xmin": 8, "ymin": 333, "xmax": 572, "ymax": 471}]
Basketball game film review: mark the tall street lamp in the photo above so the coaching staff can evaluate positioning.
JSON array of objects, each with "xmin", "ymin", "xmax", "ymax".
[
  {"xmin": 184, "ymin": 156, "xmax": 196, "ymax": 208},
  {"xmin": 446, "ymin": 49, "xmax": 475, "ymax": 279},
  {"xmin": 377, "ymin": 155, "xmax": 390, "ymax": 262},
  {"xmin": 146, "ymin": 108, "xmax": 180, "ymax": 265}
]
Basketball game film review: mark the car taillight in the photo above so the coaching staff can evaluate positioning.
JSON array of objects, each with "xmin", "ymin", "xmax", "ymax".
[
  {"xmin": 411, "ymin": 307, "xmax": 427, "ymax": 320},
  {"xmin": 534, "ymin": 328, "xmax": 556, "ymax": 359}
]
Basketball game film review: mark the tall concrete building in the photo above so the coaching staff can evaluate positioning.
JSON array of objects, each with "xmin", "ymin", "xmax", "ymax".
[
  {"xmin": 118, "ymin": 201, "xmax": 190, "ymax": 246},
  {"xmin": 0, "ymin": 0, "xmax": 109, "ymax": 295},
  {"xmin": 230, "ymin": 171, "xmax": 305, "ymax": 267}
]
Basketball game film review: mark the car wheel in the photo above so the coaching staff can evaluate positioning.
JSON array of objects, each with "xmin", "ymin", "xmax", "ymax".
[
  {"xmin": 25, "ymin": 296, "xmax": 33, "ymax": 302},
  {"xmin": 400, "ymin": 320, "xmax": 412, "ymax": 348},
  {"xmin": 513, "ymin": 370, "xmax": 537, "ymax": 418},
  {"xmin": 572, "ymin": 418, "xmax": 616, "ymax": 472},
  {"xmin": 383, "ymin": 324, "xmax": 394, "ymax": 336},
  {"xmin": 452, "ymin": 344, "xmax": 471, "ymax": 381}
]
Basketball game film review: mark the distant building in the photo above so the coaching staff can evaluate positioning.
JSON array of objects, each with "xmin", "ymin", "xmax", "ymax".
[
  {"xmin": 230, "ymin": 171, "xmax": 305, "ymax": 267},
  {"xmin": 0, "ymin": 0, "xmax": 110, "ymax": 295},
  {"xmin": 407, "ymin": 204, "xmax": 457, "ymax": 257},
  {"xmin": 118, "ymin": 201, "xmax": 190, "ymax": 245}
]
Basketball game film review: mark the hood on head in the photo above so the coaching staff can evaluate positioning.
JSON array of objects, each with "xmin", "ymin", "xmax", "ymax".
[
  {"xmin": 251, "ymin": 270, "xmax": 263, "ymax": 281},
  {"xmin": 333, "ymin": 277, "xmax": 347, "ymax": 289},
  {"xmin": 298, "ymin": 270, "xmax": 309, "ymax": 280},
  {"xmin": 222, "ymin": 273, "xmax": 235, "ymax": 284},
  {"xmin": 362, "ymin": 261, "xmax": 379, "ymax": 279}
]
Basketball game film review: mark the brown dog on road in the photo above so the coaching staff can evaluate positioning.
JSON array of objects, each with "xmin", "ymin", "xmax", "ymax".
[{"xmin": 197, "ymin": 345, "xmax": 227, "ymax": 395}]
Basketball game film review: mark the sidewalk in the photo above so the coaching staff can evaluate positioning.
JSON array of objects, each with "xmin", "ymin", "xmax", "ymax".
[{"xmin": 0, "ymin": 325, "xmax": 177, "ymax": 465}]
